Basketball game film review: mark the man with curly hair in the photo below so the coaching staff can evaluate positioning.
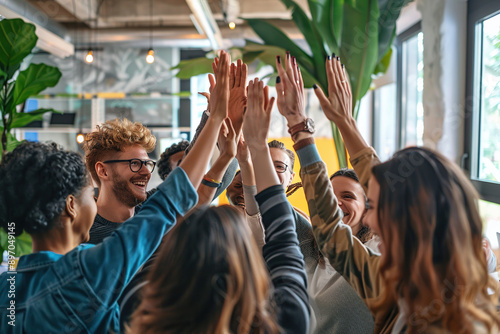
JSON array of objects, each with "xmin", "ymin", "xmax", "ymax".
[
  {"xmin": 83, "ymin": 118, "xmax": 157, "ymax": 244},
  {"xmin": 157, "ymin": 140, "xmax": 189, "ymax": 181}
]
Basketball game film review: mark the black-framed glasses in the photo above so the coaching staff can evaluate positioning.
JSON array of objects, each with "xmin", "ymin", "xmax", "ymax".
[
  {"xmin": 103, "ymin": 159, "xmax": 156, "ymax": 173},
  {"xmin": 273, "ymin": 161, "xmax": 288, "ymax": 174}
]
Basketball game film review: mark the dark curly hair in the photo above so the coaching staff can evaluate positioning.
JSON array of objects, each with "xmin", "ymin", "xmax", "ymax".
[
  {"xmin": 0, "ymin": 141, "xmax": 90, "ymax": 236},
  {"xmin": 157, "ymin": 140, "xmax": 189, "ymax": 180}
]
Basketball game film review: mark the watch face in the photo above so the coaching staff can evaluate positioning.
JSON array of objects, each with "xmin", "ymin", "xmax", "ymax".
[{"xmin": 306, "ymin": 118, "xmax": 315, "ymax": 131}]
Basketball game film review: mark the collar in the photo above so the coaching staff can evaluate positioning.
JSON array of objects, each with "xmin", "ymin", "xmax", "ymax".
[{"xmin": 16, "ymin": 251, "xmax": 63, "ymax": 272}]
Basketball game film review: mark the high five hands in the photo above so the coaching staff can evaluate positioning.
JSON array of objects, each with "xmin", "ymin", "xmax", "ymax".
[{"xmin": 202, "ymin": 55, "xmax": 247, "ymax": 134}]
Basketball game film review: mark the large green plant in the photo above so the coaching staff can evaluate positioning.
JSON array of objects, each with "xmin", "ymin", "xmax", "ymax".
[
  {"xmin": 0, "ymin": 18, "xmax": 62, "ymax": 257},
  {"xmin": 174, "ymin": 0, "xmax": 412, "ymax": 167},
  {"xmin": 0, "ymin": 18, "xmax": 62, "ymax": 158}
]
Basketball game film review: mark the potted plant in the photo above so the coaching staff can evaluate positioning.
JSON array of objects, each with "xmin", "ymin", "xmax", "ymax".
[{"xmin": 0, "ymin": 18, "xmax": 62, "ymax": 257}]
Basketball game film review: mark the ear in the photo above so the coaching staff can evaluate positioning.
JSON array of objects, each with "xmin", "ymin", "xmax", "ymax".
[
  {"xmin": 95, "ymin": 162, "xmax": 109, "ymax": 180},
  {"xmin": 289, "ymin": 171, "xmax": 296, "ymax": 185},
  {"xmin": 65, "ymin": 194, "xmax": 78, "ymax": 221}
]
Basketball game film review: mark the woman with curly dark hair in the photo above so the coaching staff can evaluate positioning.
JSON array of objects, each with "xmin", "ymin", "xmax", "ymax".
[{"xmin": 0, "ymin": 50, "xmax": 232, "ymax": 334}]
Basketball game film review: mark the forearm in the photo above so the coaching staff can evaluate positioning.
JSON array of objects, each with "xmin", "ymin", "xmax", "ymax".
[
  {"xmin": 196, "ymin": 153, "xmax": 233, "ymax": 206},
  {"xmin": 180, "ymin": 116, "xmax": 223, "ymax": 189},
  {"xmin": 256, "ymin": 185, "xmax": 309, "ymax": 333},
  {"xmin": 248, "ymin": 144, "xmax": 280, "ymax": 193},
  {"xmin": 335, "ymin": 116, "xmax": 370, "ymax": 159},
  {"xmin": 185, "ymin": 110, "xmax": 209, "ymax": 156}
]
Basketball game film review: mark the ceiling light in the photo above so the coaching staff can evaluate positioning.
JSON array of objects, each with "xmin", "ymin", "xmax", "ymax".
[
  {"xmin": 145, "ymin": 0, "xmax": 155, "ymax": 64},
  {"xmin": 146, "ymin": 49, "xmax": 155, "ymax": 64},
  {"xmin": 85, "ymin": 50, "xmax": 94, "ymax": 63},
  {"xmin": 228, "ymin": 22, "xmax": 236, "ymax": 30},
  {"xmin": 76, "ymin": 133, "xmax": 85, "ymax": 144}
]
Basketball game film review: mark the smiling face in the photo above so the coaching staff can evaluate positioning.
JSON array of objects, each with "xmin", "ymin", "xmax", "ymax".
[
  {"xmin": 330, "ymin": 175, "xmax": 367, "ymax": 236},
  {"xmin": 226, "ymin": 172, "xmax": 245, "ymax": 209},
  {"xmin": 269, "ymin": 148, "xmax": 295, "ymax": 190},
  {"xmin": 106, "ymin": 144, "xmax": 152, "ymax": 207}
]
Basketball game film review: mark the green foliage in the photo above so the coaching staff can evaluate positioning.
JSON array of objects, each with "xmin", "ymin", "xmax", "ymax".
[
  {"xmin": 171, "ymin": 0, "xmax": 412, "ymax": 167},
  {"xmin": 0, "ymin": 18, "xmax": 63, "ymax": 258},
  {"xmin": 0, "ymin": 19, "xmax": 62, "ymax": 160},
  {"xmin": 0, "ymin": 231, "xmax": 32, "ymax": 258}
]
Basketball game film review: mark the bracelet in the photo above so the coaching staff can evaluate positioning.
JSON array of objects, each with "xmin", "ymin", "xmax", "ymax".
[
  {"xmin": 201, "ymin": 178, "xmax": 221, "ymax": 188},
  {"xmin": 203, "ymin": 175, "xmax": 221, "ymax": 184}
]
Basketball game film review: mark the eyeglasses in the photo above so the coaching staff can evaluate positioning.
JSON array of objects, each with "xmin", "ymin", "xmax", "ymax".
[
  {"xmin": 273, "ymin": 161, "xmax": 289, "ymax": 174},
  {"xmin": 103, "ymin": 159, "xmax": 156, "ymax": 173}
]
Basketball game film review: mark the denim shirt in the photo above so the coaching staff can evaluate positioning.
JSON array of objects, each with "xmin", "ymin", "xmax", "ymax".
[{"xmin": 0, "ymin": 167, "xmax": 197, "ymax": 334}]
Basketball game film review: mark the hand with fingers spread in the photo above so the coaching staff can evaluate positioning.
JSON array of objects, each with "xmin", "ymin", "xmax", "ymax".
[
  {"xmin": 242, "ymin": 79, "xmax": 275, "ymax": 149},
  {"xmin": 313, "ymin": 56, "xmax": 368, "ymax": 157},
  {"xmin": 275, "ymin": 53, "xmax": 306, "ymax": 127},
  {"xmin": 210, "ymin": 57, "xmax": 248, "ymax": 134},
  {"xmin": 313, "ymin": 56, "xmax": 353, "ymax": 124},
  {"xmin": 243, "ymin": 79, "xmax": 280, "ymax": 192}
]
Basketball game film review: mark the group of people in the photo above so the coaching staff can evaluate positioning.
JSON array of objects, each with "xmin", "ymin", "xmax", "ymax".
[{"xmin": 0, "ymin": 50, "xmax": 498, "ymax": 333}]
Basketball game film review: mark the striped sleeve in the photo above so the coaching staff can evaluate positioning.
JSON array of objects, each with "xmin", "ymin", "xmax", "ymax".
[{"xmin": 255, "ymin": 185, "xmax": 310, "ymax": 334}]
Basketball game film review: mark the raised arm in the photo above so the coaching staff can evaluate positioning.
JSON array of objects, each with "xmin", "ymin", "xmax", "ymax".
[
  {"xmin": 243, "ymin": 78, "xmax": 309, "ymax": 333},
  {"xmin": 196, "ymin": 118, "xmax": 237, "ymax": 206},
  {"xmin": 276, "ymin": 54, "xmax": 384, "ymax": 303},
  {"xmin": 180, "ymin": 52, "xmax": 230, "ymax": 187}
]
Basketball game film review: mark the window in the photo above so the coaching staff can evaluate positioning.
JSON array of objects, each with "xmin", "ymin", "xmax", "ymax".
[
  {"xmin": 466, "ymin": 0, "xmax": 500, "ymax": 204},
  {"xmin": 401, "ymin": 31, "xmax": 424, "ymax": 147},
  {"xmin": 372, "ymin": 23, "xmax": 423, "ymax": 161}
]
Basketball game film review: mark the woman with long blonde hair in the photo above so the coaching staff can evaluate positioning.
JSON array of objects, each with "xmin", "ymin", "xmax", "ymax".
[
  {"xmin": 275, "ymin": 53, "xmax": 500, "ymax": 333},
  {"xmin": 130, "ymin": 78, "xmax": 309, "ymax": 333}
]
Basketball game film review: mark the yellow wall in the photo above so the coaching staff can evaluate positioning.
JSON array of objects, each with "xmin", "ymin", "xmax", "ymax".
[{"xmin": 218, "ymin": 137, "xmax": 345, "ymax": 214}]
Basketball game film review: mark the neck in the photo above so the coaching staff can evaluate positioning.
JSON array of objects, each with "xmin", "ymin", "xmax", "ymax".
[
  {"xmin": 96, "ymin": 186, "xmax": 135, "ymax": 223},
  {"xmin": 31, "ymin": 223, "xmax": 78, "ymax": 255}
]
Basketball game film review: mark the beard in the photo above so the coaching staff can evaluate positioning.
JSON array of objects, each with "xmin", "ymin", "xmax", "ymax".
[{"xmin": 111, "ymin": 173, "xmax": 148, "ymax": 207}]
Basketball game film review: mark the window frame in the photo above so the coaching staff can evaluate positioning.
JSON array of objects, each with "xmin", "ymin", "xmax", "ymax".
[{"xmin": 465, "ymin": 0, "xmax": 500, "ymax": 204}]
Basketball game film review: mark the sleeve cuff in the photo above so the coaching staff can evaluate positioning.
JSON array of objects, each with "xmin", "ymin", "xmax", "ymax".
[
  {"xmin": 158, "ymin": 167, "xmax": 198, "ymax": 215},
  {"xmin": 295, "ymin": 139, "xmax": 321, "ymax": 167}
]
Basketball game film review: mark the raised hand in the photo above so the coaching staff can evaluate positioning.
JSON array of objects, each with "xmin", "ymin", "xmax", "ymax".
[
  {"xmin": 210, "ymin": 51, "xmax": 230, "ymax": 122},
  {"xmin": 210, "ymin": 57, "xmax": 247, "ymax": 134},
  {"xmin": 242, "ymin": 78, "xmax": 275, "ymax": 148},
  {"xmin": 275, "ymin": 53, "xmax": 306, "ymax": 127},
  {"xmin": 218, "ymin": 118, "xmax": 237, "ymax": 160},
  {"xmin": 313, "ymin": 56, "xmax": 353, "ymax": 124},
  {"xmin": 228, "ymin": 59, "xmax": 248, "ymax": 134},
  {"xmin": 236, "ymin": 134, "xmax": 250, "ymax": 164}
]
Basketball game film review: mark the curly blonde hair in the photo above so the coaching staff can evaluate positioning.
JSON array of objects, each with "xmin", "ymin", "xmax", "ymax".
[{"xmin": 83, "ymin": 118, "xmax": 156, "ymax": 185}]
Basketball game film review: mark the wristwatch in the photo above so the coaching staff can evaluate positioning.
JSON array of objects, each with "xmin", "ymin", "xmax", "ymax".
[{"xmin": 288, "ymin": 118, "xmax": 315, "ymax": 138}]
